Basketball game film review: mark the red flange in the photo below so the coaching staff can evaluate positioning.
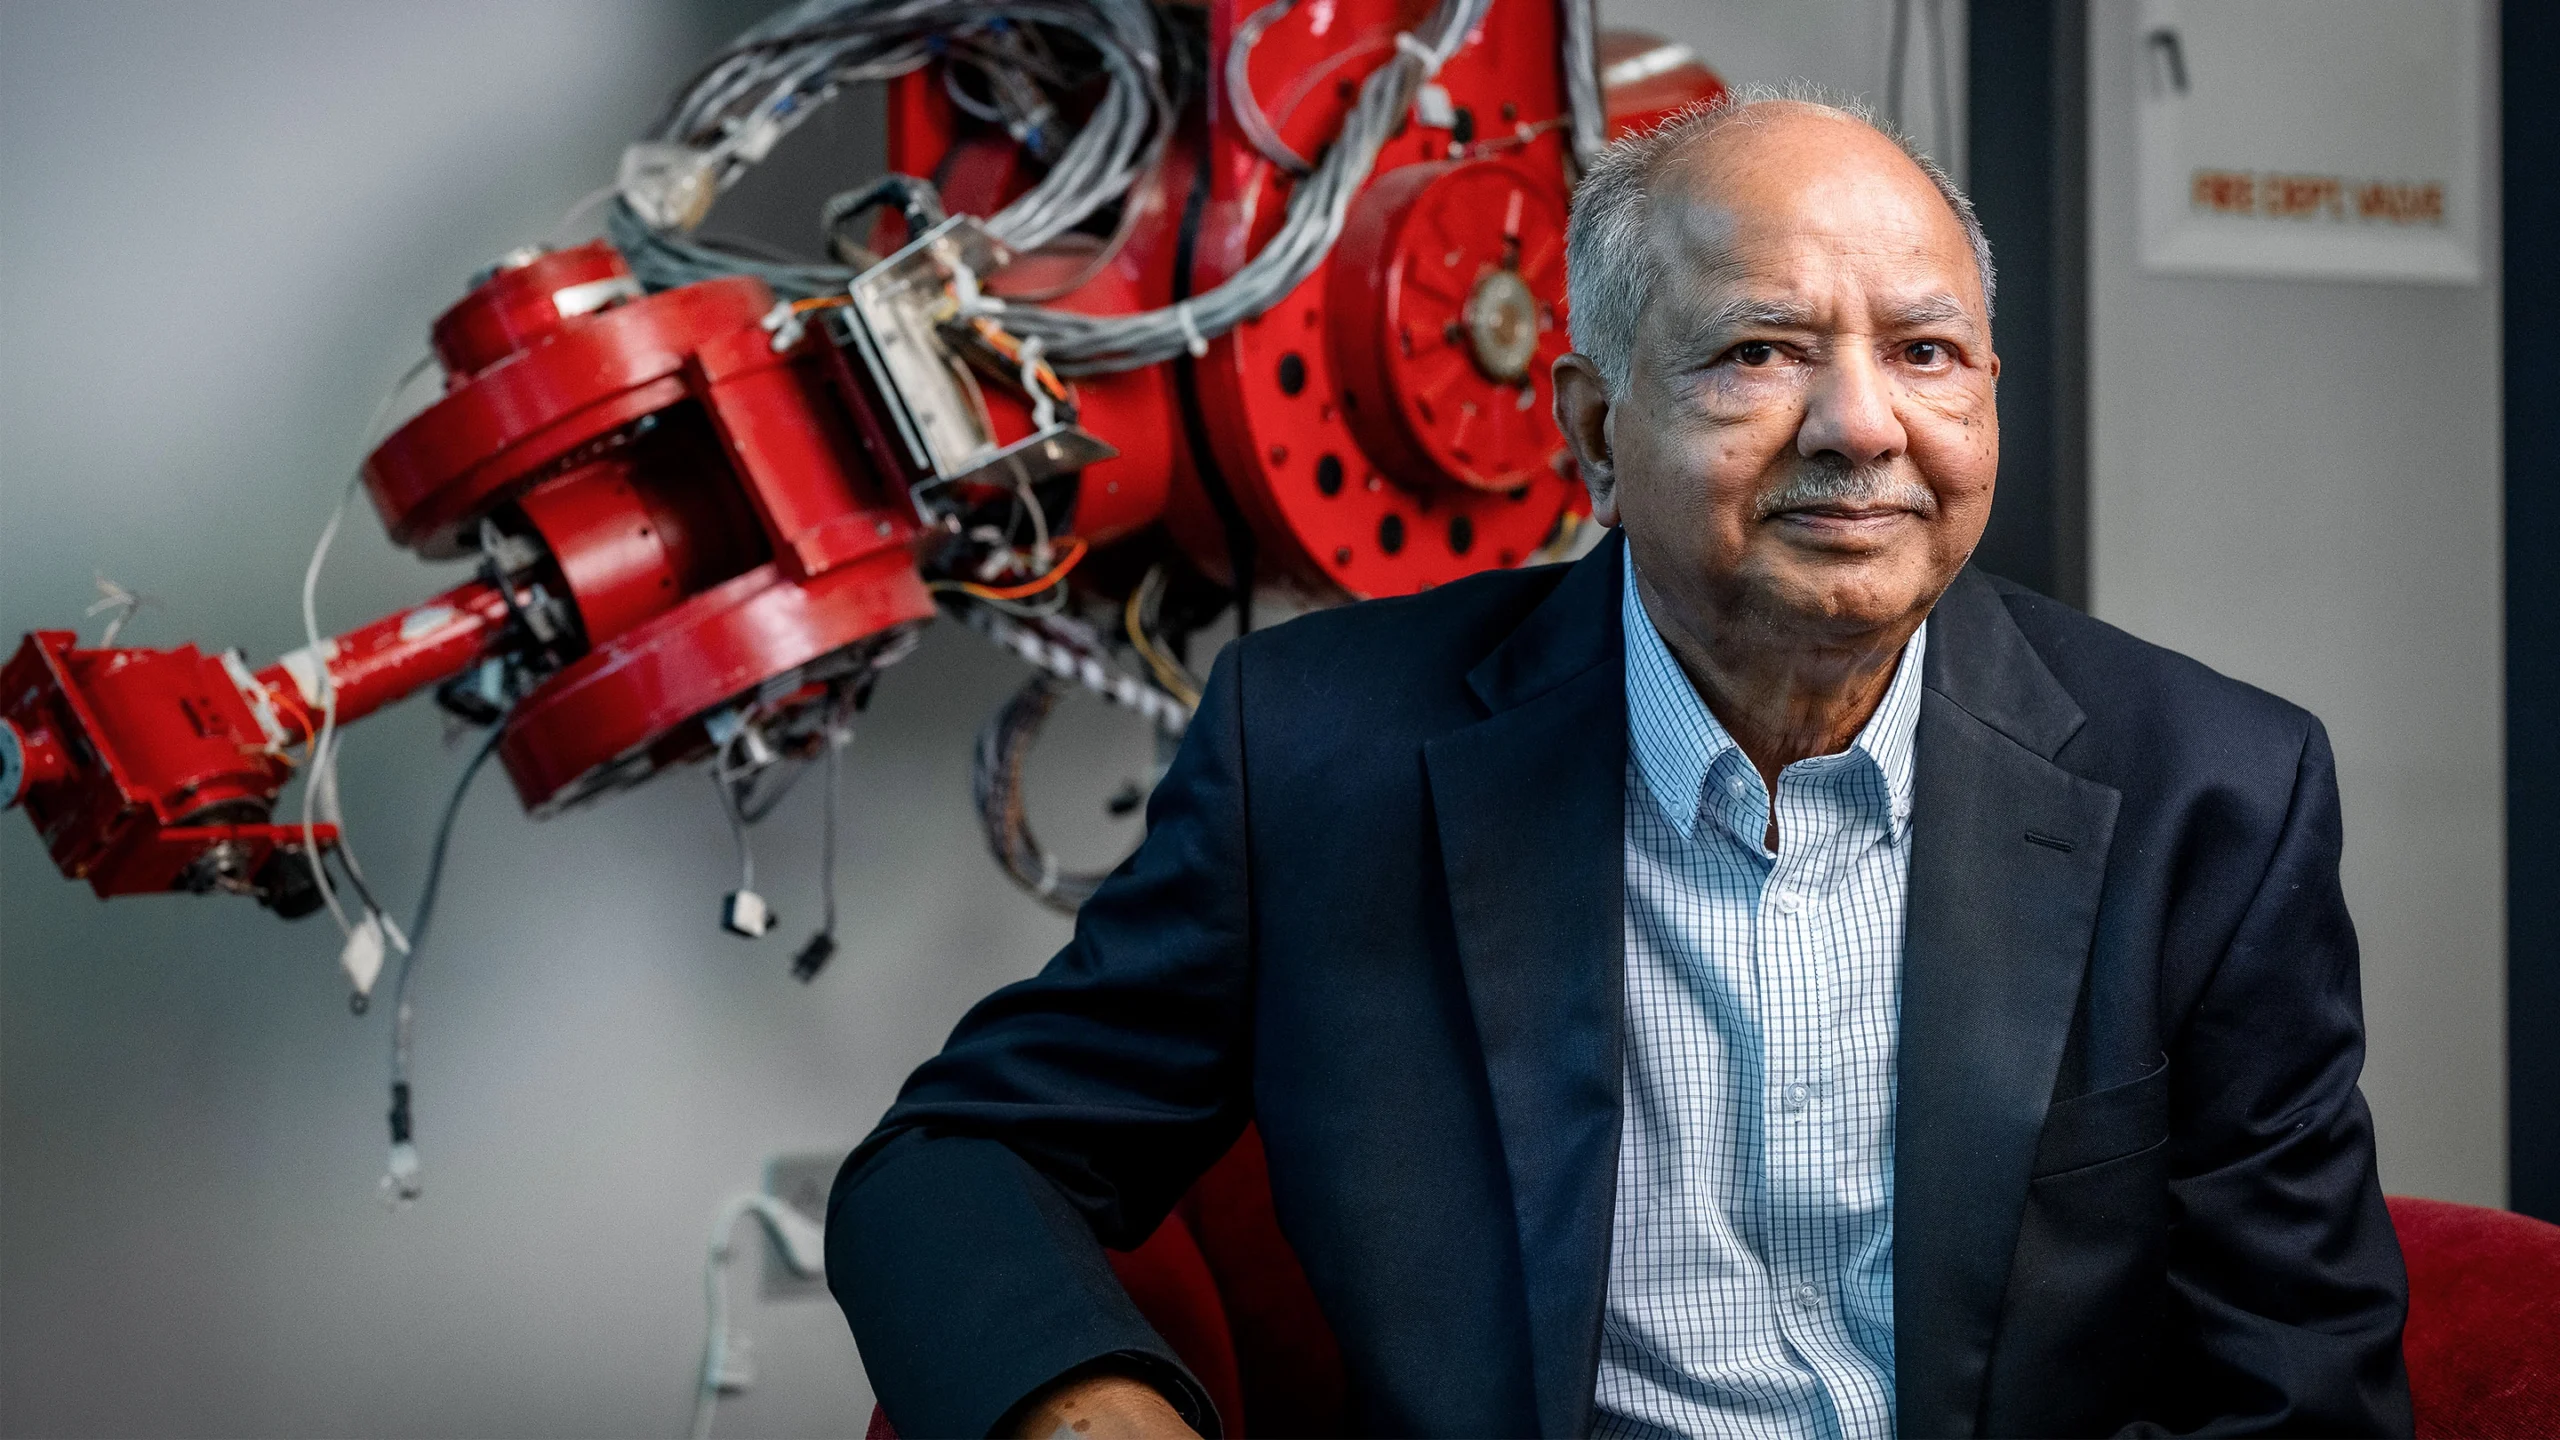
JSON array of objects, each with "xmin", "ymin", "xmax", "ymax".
[
  {"xmin": 1329, "ymin": 158, "xmax": 1573, "ymax": 496},
  {"xmin": 496, "ymin": 550, "xmax": 931, "ymax": 814},
  {"xmin": 1599, "ymin": 31, "xmax": 1730, "ymax": 140},
  {"xmin": 1186, "ymin": 0, "xmax": 1587, "ymax": 598},
  {"xmin": 429, "ymin": 242, "xmax": 640, "ymax": 381},
  {"xmin": 364, "ymin": 274, "xmax": 771, "ymax": 558}
]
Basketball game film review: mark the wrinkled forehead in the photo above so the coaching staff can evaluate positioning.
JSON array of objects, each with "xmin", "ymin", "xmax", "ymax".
[{"xmin": 1643, "ymin": 121, "xmax": 1985, "ymax": 322}]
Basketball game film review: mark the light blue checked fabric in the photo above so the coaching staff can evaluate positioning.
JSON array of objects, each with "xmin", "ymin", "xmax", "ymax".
[{"xmin": 1593, "ymin": 548, "xmax": 1922, "ymax": 1440}]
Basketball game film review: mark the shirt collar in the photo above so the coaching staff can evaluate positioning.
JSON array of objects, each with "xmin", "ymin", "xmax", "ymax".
[{"xmin": 1622, "ymin": 543, "xmax": 1926, "ymax": 843}]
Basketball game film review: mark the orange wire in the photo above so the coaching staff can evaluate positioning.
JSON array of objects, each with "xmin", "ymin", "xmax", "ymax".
[
  {"xmin": 267, "ymin": 683, "xmax": 318, "ymax": 757},
  {"xmin": 790, "ymin": 295, "xmax": 853, "ymax": 313},
  {"xmin": 946, "ymin": 535, "xmax": 1090, "ymax": 601}
]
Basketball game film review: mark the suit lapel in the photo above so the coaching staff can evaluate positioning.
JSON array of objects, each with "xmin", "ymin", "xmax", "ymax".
[
  {"xmin": 1424, "ymin": 533, "xmax": 1628, "ymax": 1439},
  {"xmin": 1418, "ymin": 552, "xmax": 2122, "ymax": 1439},
  {"xmin": 1896, "ymin": 570, "xmax": 2122, "ymax": 1437}
]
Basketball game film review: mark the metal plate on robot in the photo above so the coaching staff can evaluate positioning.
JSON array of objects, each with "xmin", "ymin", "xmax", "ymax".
[
  {"xmin": 843, "ymin": 215, "xmax": 1017, "ymax": 481},
  {"xmin": 936, "ymin": 424, "xmax": 1117, "ymax": 497}
]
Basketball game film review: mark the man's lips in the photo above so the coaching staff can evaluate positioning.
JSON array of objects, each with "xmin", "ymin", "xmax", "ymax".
[{"xmin": 1769, "ymin": 503, "xmax": 1920, "ymax": 523}]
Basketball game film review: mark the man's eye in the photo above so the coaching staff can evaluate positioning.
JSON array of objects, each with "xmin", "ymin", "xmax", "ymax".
[
  {"xmin": 1903, "ymin": 340, "xmax": 1946, "ymax": 366},
  {"xmin": 1730, "ymin": 341, "xmax": 1777, "ymax": 367}
]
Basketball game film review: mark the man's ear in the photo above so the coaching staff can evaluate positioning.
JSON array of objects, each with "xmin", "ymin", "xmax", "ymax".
[{"xmin": 1551, "ymin": 351, "xmax": 1620, "ymax": 526}]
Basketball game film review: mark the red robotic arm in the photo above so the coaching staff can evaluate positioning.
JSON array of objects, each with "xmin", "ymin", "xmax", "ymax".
[{"xmin": 1, "ymin": 0, "xmax": 1721, "ymax": 921}]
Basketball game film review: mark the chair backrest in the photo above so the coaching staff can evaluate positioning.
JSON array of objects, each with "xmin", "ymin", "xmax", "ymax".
[
  {"xmin": 862, "ymin": 1126, "xmax": 1342, "ymax": 1439},
  {"xmin": 1161, "ymin": 1125, "xmax": 1347, "ymax": 1436},
  {"xmin": 2388, "ymin": 1194, "xmax": 2560, "ymax": 1440}
]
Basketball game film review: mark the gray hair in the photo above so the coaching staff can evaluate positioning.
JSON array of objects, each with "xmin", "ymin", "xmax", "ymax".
[{"xmin": 1564, "ymin": 87, "xmax": 1996, "ymax": 396}]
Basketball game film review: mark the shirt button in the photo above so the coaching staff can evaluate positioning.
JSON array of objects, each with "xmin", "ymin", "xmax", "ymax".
[
  {"xmin": 1781, "ymin": 1082, "xmax": 1811, "ymax": 1111},
  {"xmin": 1792, "ymin": 1282, "xmax": 1822, "ymax": 1311},
  {"xmin": 1777, "ymin": 890, "xmax": 1807, "ymax": 915}
]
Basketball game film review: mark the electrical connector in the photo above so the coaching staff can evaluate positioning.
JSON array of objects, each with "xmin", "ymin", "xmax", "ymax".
[
  {"xmin": 790, "ymin": 932, "xmax": 835, "ymax": 983},
  {"xmin": 694, "ymin": 1190, "xmax": 832, "ymax": 1439},
  {"xmin": 721, "ymin": 890, "xmax": 774, "ymax": 938}
]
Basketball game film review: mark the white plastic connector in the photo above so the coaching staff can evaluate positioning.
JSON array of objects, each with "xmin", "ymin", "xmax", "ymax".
[
  {"xmin": 712, "ymin": 1330, "xmax": 755, "ymax": 1394},
  {"xmin": 340, "ymin": 912, "xmax": 389, "ymax": 1001},
  {"xmin": 721, "ymin": 890, "xmax": 774, "ymax": 938},
  {"xmin": 380, "ymin": 1141, "xmax": 423, "ymax": 1207},
  {"xmin": 1414, "ymin": 82, "xmax": 1458, "ymax": 129},
  {"xmin": 618, "ymin": 142, "xmax": 719, "ymax": 232}
]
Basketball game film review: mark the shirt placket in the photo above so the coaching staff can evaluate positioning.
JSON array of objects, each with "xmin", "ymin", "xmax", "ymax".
[{"xmin": 1755, "ymin": 760, "xmax": 1849, "ymax": 1394}]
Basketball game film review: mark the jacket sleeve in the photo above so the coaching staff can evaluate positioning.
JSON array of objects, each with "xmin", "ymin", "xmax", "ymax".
[
  {"xmin": 827, "ymin": 644, "xmax": 1257, "ymax": 1439},
  {"xmin": 2141, "ymin": 718, "xmax": 2414, "ymax": 1436}
]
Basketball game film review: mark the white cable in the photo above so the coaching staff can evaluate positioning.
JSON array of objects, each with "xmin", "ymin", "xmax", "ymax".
[
  {"xmin": 297, "ymin": 355, "xmax": 434, "ymax": 947},
  {"xmin": 693, "ymin": 1192, "xmax": 829, "ymax": 1440},
  {"xmin": 298, "ymin": 475, "xmax": 361, "ymax": 940}
]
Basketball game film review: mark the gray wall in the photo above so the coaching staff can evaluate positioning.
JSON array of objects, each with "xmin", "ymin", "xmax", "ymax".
[
  {"xmin": 1603, "ymin": 0, "xmax": 1968, "ymax": 174},
  {"xmin": 0, "ymin": 4, "xmax": 1154, "ymax": 1434},
  {"xmin": 2085, "ymin": 11, "xmax": 2507, "ymax": 1204}
]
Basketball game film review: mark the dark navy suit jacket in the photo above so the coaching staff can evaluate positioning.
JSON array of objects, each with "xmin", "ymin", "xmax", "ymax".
[{"xmin": 828, "ymin": 532, "xmax": 2411, "ymax": 1438}]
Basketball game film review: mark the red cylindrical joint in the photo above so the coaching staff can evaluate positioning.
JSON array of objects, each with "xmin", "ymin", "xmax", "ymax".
[
  {"xmin": 257, "ymin": 580, "xmax": 514, "ymax": 731},
  {"xmin": 429, "ymin": 241, "xmax": 640, "ymax": 382},
  {"xmin": 515, "ymin": 448, "xmax": 770, "ymax": 651},
  {"xmin": 0, "ymin": 715, "xmax": 68, "ymax": 806}
]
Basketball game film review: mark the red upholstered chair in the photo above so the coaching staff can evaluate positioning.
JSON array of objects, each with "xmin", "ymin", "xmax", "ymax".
[
  {"xmin": 2388, "ymin": 1194, "xmax": 2560, "ymax": 1440},
  {"xmin": 867, "ymin": 1156, "xmax": 2560, "ymax": 1438},
  {"xmin": 865, "ymin": 1127, "xmax": 1346, "ymax": 1439}
]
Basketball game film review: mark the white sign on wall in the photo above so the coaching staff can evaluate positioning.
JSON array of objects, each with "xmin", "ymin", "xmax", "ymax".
[{"xmin": 2137, "ymin": 0, "xmax": 2486, "ymax": 285}]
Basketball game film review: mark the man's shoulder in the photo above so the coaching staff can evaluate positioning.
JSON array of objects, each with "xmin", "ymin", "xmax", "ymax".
[
  {"xmin": 1972, "ymin": 571, "xmax": 2323, "ymax": 785},
  {"xmin": 1231, "ymin": 559, "xmax": 1581, "ymax": 718}
]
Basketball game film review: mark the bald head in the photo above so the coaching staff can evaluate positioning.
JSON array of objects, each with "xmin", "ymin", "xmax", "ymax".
[{"xmin": 1565, "ymin": 94, "xmax": 1994, "ymax": 396}]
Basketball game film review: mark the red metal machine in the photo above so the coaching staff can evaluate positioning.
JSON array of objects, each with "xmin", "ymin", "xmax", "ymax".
[{"xmin": 1, "ymin": 0, "xmax": 1721, "ymax": 929}]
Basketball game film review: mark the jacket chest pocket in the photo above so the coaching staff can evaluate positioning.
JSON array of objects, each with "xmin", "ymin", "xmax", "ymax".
[{"xmin": 2030, "ymin": 1054, "xmax": 2169, "ymax": 1179}]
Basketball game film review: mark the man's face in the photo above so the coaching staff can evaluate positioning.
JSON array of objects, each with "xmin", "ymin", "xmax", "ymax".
[{"xmin": 1559, "ymin": 109, "xmax": 1999, "ymax": 650}]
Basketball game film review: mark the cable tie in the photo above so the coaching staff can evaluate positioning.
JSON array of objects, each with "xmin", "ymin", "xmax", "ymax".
[
  {"xmin": 1394, "ymin": 29, "xmax": 1449, "ymax": 75},
  {"xmin": 1174, "ymin": 300, "xmax": 1210, "ymax": 359},
  {"xmin": 1019, "ymin": 334, "xmax": 1056, "ymax": 430}
]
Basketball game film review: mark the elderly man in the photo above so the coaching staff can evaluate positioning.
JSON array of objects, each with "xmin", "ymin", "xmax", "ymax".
[{"xmin": 829, "ymin": 98, "xmax": 2411, "ymax": 1438}]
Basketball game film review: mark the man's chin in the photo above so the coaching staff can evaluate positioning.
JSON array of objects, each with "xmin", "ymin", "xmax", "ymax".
[{"xmin": 1743, "ymin": 551, "xmax": 1941, "ymax": 634}]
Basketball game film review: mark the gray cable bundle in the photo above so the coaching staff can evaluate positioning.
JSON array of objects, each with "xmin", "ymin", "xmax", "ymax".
[
  {"xmin": 1557, "ymin": 0, "xmax": 1606, "ymax": 173},
  {"xmin": 988, "ymin": 0, "xmax": 1491, "ymax": 375},
  {"xmin": 612, "ymin": 0, "xmax": 1509, "ymax": 377},
  {"xmin": 612, "ymin": 0, "xmax": 1169, "ymax": 297}
]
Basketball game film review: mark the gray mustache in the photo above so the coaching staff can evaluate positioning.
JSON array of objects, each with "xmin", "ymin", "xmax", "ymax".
[{"xmin": 1754, "ymin": 462, "xmax": 1939, "ymax": 520}]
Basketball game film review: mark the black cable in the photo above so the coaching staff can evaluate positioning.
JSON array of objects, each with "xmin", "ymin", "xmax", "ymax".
[
  {"xmin": 1168, "ymin": 133, "xmax": 1259, "ymax": 637},
  {"xmin": 381, "ymin": 723, "xmax": 508, "ymax": 1170},
  {"xmin": 793, "ymin": 716, "xmax": 845, "ymax": 983},
  {"xmin": 404, "ymin": 725, "xmax": 508, "ymax": 958}
]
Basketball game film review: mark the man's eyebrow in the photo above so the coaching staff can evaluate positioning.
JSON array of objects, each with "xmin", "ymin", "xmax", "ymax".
[
  {"xmin": 1696, "ymin": 296, "xmax": 1819, "ymax": 335},
  {"xmin": 1880, "ymin": 292, "xmax": 1976, "ymax": 329}
]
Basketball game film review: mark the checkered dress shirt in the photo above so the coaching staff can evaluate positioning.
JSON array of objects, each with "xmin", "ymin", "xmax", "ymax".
[{"xmin": 1593, "ymin": 550, "xmax": 1922, "ymax": 1440}]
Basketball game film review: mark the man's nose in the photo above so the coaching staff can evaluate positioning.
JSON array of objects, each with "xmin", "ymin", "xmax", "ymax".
[{"xmin": 1796, "ymin": 348, "xmax": 1907, "ymax": 466}]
